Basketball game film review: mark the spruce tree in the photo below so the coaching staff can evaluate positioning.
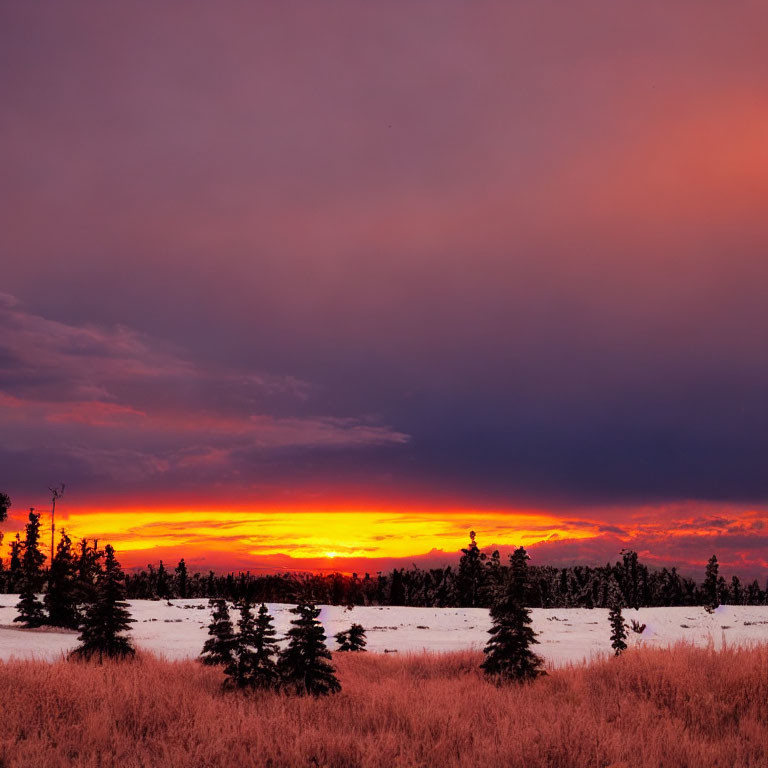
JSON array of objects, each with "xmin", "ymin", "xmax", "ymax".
[
  {"xmin": 8, "ymin": 534, "xmax": 22, "ymax": 593},
  {"xmin": 14, "ymin": 511, "xmax": 47, "ymax": 627},
  {"xmin": 71, "ymin": 545, "xmax": 135, "ymax": 662},
  {"xmin": 200, "ymin": 597, "xmax": 236, "ymax": 666},
  {"xmin": 731, "ymin": 575, "xmax": 744, "ymax": 605},
  {"xmin": 75, "ymin": 538, "xmax": 103, "ymax": 606},
  {"xmin": 481, "ymin": 546, "xmax": 545, "ymax": 682},
  {"xmin": 458, "ymin": 530, "xmax": 487, "ymax": 607},
  {"xmin": 608, "ymin": 580, "xmax": 628, "ymax": 656},
  {"xmin": 225, "ymin": 600, "xmax": 259, "ymax": 687},
  {"xmin": 251, "ymin": 603, "xmax": 280, "ymax": 689},
  {"xmin": 278, "ymin": 602, "xmax": 340, "ymax": 696},
  {"xmin": 175, "ymin": 558, "xmax": 188, "ymax": 599},
  {"xmin": 45, "ymin": 530, "xmax": 81, "ymax": 629},
  {"xmin": 335, "ymin": 623, "xmax": 367, "ymax": 651},
  {"xmin": 619, "ymin": 549, "xmax": 641, "ymax": 610},
  {"xmin": 704, "ymin": 554, "xmax": 720, "ymax": 610},
  {"xmin": 156, "ymin": 560, "xmax": 170, "ymax": 599}
]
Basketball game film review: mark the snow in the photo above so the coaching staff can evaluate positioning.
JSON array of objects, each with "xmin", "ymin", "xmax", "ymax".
[{"xmin": 1, "ymin": 594, "xmax": 765, "ymax": 666}]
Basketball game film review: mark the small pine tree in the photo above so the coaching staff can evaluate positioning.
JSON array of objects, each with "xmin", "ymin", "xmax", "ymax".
[
  {"xmin": 481, "ymin": 546, "xmax": 545, "ymax": 682},
  {"xmin": 278, "ymin": 603, "xmax": 340, "ymax": 696},
  {"xmin": 225, "ymin": 600, "xmax": 259, "ymax": 688},
  {"xmin": 175, "ymin": 558, "xmax": 188, "ymax": 599},
  {"xmin": 703, "ymin": 555, "xmax": 720, "ymax": 610},
  {"xmin": 8, "ymin": 534, "xmax": 22, "ymax": 592},
  {"xmin": 156, "ymin": 560, "xmax": 170, "ymax": 600},
  {"xmin": 45, "ymin": 530, "xmax": 81, "ymax": 629},
  {"xmin": 251, "ymin": 603, "xmax": 280, "ymax": 689},
  {"xmin": 14, "ymin": 511, "xmax": 47, "ymax": 627},
  {"xmin": 200, "ymin": 597, "xmax": 236, "ymax": 666},
  {"xmin": 458, "ymin": 530, "xmax": 487, "ymax": 607},
  {"xmin": 74, "ymin": 538, "xmax": 103, "ymax": 606},
  {"xmin": 71, "ymin": 545, "xmax": 135, "ymax": 662},
  {"xmin": 608, "ymin": 580, "xmax": 628, "ymax": 656},
  {"xmin": 335, "ymin": 623, "xmax": 367, "ymax": 651}
]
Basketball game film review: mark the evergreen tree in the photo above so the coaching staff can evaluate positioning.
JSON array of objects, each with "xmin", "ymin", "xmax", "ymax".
[
  {"xmin": 731, "ymin": 575, "xmax": 743, "ymax": 605},
  {"xmin": 747, "ymin": 579, "xmax": 762, "ymax": 605},
  {"xmin": 620, "ymin": 549, "xmax": 641, "ymax": 610},
  {"xmin": 223, "ymin": 601, "xmax": 279, "ymax": 689},
  {"xmin": 14, "ymin": 511, "xmax": 47, "ymax": 627},
  {"xmin": 458, "ymin": 530, "xmax": 486, "ymax": 607},
  {"xmin": 389, "ymin": 569, "xmax": 405, "ymax": 604},
  {"xmin": 156, "ymin": 560, "xmax": 170, "ymax": 599},
  {"xmin": 703, "ymin": 554, "xmax": 720, "ymax": 610},
  {"xmin": 335, "ymin": 622, "xmax": 367, "ymax": 651},
  {"xmin": 8, "ymin": 533, "xmax": 22, "ymax": 592},
  {"xmin": 175, "ymin": 558, "xmax": 188, "ymax": 599},
  {"xmin": 717, "ymin": 575, "xmax": 728, "ymax": 605},
  {"xmin": 71, "ymin": 545, "xmax": 134, "ymax": 662},
  {"xmin": 608, "ymin": 580, "xmax": 628, "ymax": 656},
  {"xmin": 200, "ymin": 597, "xmax": 236, "ymax": 666},
  {"xmin": 45, "ymin": 530, "xmax": 80, "ymax": 628},
  {"xmin": 225, "ymin": 600, "xmax": 259, "ymax": 687},
  {"xmin": 75, "ymin": 538, "xmax": 103, "ymax": 606},
  {"xmin": 483, "ymin": 549, "xmax": 503, "ymax": 602},
  {"xmin": 278, "ymin": 602, "xmax": 340, "ymax": 696},
  {"xmin": 481, "ymin": 547, "xmax": 545, "ymax": 682},
  {"xmin": 251, "ymin": 603, "xmax": 280, "ymax": 688}
]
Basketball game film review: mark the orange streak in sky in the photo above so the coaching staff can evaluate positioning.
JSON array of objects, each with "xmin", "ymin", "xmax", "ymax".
[{"xmin": 0, "ymin": 504, "xmax": 598, "ymax": 570}]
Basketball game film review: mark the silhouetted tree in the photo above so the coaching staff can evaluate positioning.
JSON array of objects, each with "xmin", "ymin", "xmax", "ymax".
[
  {"xmin": 14, "ymin": 511, "xmax": 46, "ymax": 627},
  {"xmin": 200, "ymin": 598, "xmax": 236, "ymax": 666},
  {"xmin": 483, "ymin": 549, "xmax": 503, "ymax": 601},
  {"xmin": 335, "ymin": 622, "xmax": 367, "ymax": 651},
  {"xmin": 156, "ymin": 560, "xmax": 170, "ymax": 600},
  {"xmin": 481, "ymin": 547, "xmax": 544, "ymax": 682},
  {"xmin": 71, "ymin": 545, "xmax": 134, "ymax": 662},
  {"xmin": 225, "ymin": 600, "xmax": 258, "ymax": 687},
  {"xmin": 175, "ymin": 558, "xmax": 188, "ymax": 599},
  {"xmin": 620, "ymin": 549, "xmax": 641, "ymax": 610},
  {"xmin": 608, "ymin": 580, "xmax": 627, "ymax": 655},
  {"xmin": 278, "ymin": 603, "xmax": 340, "ymax": 696},
  {"xmin": 223, "ymin": 600, "xmax": 279, "ymax": 689},
  {"xmin": 45, "ymin": 530, "xmax": 80, "ymax": 628},
  {"xmin": 731, "ymin": 575, "xmax": 744, "ymax": 605},
  {"xmin": 7, "ymin": 533, "xmax": 22, "ymax": 592},
  {"xmin": 75, "ymin": 538, "xmax": 103, "ymax": 606},
  {"xmin": 704, "ymin": 555, "xmax": 720, "ymax": 610},
  {"xmin": 251, "ymin": 603, "xmax": 280, "ymax": 688},
  {"xmin": 458, "ymin": 530, "xmax": 486, "ymax": 607}
]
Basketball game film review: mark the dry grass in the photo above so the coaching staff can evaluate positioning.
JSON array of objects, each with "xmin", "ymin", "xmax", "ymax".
[{"xmin": 2, "ymin": 644, "xmax": 768, "ymax": 767}]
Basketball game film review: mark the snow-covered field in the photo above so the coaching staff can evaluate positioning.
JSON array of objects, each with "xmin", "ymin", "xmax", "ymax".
[{"xmin": 1, "ymin": 594, "xmax": 766, "ymax": 666}]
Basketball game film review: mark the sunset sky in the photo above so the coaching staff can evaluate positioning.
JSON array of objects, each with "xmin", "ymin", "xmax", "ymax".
[{"xmin": 2, "ymin": 2, "xmax": 768, "ymax": 576}]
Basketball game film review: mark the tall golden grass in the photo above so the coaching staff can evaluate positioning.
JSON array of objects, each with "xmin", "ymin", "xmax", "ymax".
[{"xmin": 1, "ymin": 644, "xmax": 767, "ymax": 767}]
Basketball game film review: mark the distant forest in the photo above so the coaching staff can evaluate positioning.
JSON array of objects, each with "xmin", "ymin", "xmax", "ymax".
[{"xmin": 0, "ymin": 506, "xmax": 759, "ymax": 609}]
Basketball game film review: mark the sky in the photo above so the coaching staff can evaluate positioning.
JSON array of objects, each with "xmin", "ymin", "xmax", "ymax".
[{"xmin": 2, "ymin": 1, "xmax": 768, "ymax": 576}]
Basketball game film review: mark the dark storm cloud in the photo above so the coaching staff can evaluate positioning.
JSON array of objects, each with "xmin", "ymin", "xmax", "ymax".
[{"xmin": 2, "ymin": 1, "xmax": 768, "ymax": 512}]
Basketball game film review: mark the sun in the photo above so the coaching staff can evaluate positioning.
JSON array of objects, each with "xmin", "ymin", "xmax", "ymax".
[{"xmin": 323, "ymin": 551, "xmax": 339, "ymax": 559}]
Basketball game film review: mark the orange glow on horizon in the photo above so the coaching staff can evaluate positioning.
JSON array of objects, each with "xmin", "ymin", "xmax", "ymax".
[
  {"xmin": 4, "ymin": 501, "xmax": 767, "ymax": 575},
  {"xmin": 0, "ymin": 503, "xmax": 598, "ymax": 570}
]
